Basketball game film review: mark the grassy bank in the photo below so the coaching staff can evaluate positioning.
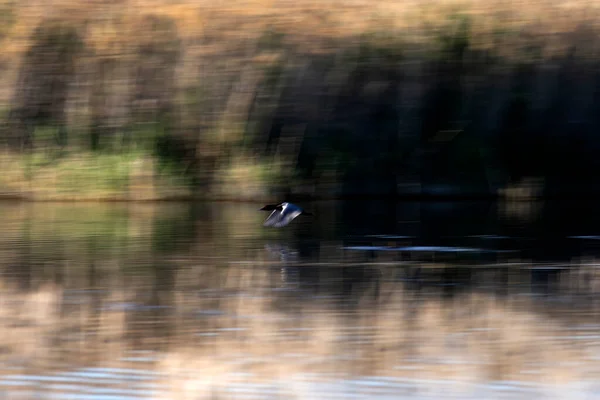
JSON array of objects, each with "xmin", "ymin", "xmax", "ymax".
[
  {"xmin": 0, "ymin": 151, "xmax": 291, "ymax": 201},
  {"xmin": 0, "ymin": 1, "xmax": 599, "ymax": 200},
  {"xmin": 0, "ymin": 151, "xmax": 187, "ymax": 201}
]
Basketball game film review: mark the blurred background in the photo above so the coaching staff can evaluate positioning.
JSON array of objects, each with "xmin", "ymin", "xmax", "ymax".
[{"xmin": 0, "ymin": 0, "xmax": 599, "ymax": 399}]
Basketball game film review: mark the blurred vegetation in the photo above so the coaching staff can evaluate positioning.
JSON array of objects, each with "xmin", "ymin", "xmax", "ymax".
[{"xmin": 0, "ymin": 0, "xmax": 598, "ymax": 200}]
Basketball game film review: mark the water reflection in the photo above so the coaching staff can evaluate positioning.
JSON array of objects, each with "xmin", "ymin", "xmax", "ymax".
[{"xmin": 0, "ymin": 201, "xmax": 599, "ymax": 399}]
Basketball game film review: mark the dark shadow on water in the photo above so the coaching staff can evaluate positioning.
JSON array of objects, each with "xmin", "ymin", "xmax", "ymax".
[{"xmin": 0, "ymin": 200, "xmax": 599, "ymax": 308}]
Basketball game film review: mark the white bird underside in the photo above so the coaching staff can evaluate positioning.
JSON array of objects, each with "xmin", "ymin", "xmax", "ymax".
[{"xmin": 263, "ymin": 202, "xmax": 303, "ymax": 228}]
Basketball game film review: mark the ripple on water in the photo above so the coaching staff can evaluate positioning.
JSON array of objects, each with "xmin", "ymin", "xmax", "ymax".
[
  {"xmin": 1, "ymin": 370, "xmax": 599, "ymax": 399},
  {"xmin": 343, "ymin": 245, "xmax": 516, "ymax": 253},
  {"xmin": 0, "ymin": 367, "xmax": 163, "ymax": 399}
]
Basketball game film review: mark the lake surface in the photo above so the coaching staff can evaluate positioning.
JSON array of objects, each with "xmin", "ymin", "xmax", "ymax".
[{"xmin": 0, "ymin": 200, "xmax": 599, "ymax": 399}]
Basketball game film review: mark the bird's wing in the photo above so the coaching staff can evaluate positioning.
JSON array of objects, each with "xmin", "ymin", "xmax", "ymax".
[
  {"xmin": 272, "ymin": 209, "xmax": 302, "ymax": 228},
  {"xmin": 263, "ymin": 209, "xmax": 283, "ymax": 227},
  {"xmin": 263, "ymin": 208, "xmax": 302, "ymax": 228}
]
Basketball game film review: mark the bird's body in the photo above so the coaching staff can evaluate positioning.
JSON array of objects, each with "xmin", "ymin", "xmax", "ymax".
[{"xmin": 260, "ymin": 202, "xmax": 313, "ymax": 227}]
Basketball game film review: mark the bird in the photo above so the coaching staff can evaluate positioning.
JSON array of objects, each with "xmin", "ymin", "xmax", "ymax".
[{"xmin": 259, "ymin": 202, "xmax": 313, "ymax": 228}]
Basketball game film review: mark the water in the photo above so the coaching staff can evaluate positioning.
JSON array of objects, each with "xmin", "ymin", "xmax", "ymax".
[{"xmin": 0, "ymin": 200, "xmax": 599, "ymax": 399}]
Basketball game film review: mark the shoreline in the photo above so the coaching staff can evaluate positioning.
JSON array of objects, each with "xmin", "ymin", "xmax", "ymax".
[{"xmin": 0, "ymin": 192, "xmax": 590, "ymax": 203}]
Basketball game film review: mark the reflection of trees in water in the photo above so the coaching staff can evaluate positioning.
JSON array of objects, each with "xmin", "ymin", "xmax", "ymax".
[
  {"xmin": 3, "ymin": 200, "xmax": 600, "ymax": 292},
  {"xmin": 2, "ymin": 261, "xmax": 597, "ymax": 383},
  {"xmin": 261, "ymin": 236, "xmax": 600, "ymax": 304},
  {"xmin": 16, "ymin": 219, "xmax": 33, "ymax": 290},
  {"xmin": 2, "ymin": 200, "xmax": 600, "ymax": 353},
  {"xmin": 151, "ymin": 204, "xmax": 199, "ymax": 255}
]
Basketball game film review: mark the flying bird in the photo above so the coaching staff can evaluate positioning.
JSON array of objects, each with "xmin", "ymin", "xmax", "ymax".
[{"xmin": 259, "ymin": 202, "xmax": 313, "ymax": 228}]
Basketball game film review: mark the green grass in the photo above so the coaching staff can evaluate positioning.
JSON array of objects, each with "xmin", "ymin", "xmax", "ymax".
[
  {"xmin": 0, "ymin": 150, "xmax": 193, "ymax": 200},
  {"xmin": 213, "ymin": 154, "xmax": 294, "ymax": 201},
  {"xmin": 0, "ymin": 149, "xmax": 292, "ymax": 201}
]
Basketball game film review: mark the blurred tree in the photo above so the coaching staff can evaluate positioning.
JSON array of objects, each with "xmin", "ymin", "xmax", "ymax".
[{"xmin": 8, "ymin": 19, "xmax": 83, "ymax": 151}]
